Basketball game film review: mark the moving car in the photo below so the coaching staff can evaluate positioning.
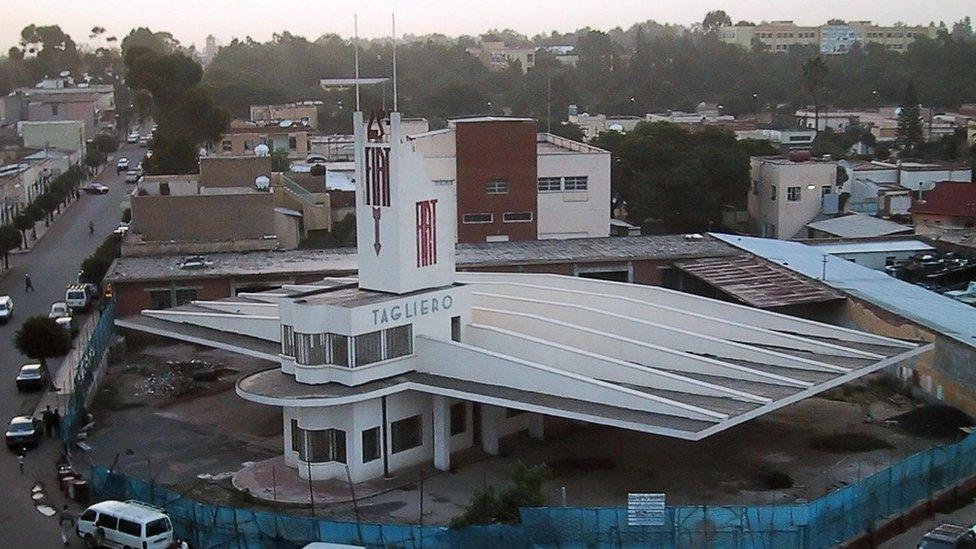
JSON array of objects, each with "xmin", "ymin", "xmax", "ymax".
[
  {"xmin": 0, "ymin": 295, "xmax": 11, "ymax": 323},
  {"xmin": 82, "ymin": 183, "xmax": 110, "ymax": 194},
  {"xmin": 76, "ymin": 500, "xmax": 175, "ymax": 549},
  {"xmin": 65, "ymin": 284, "xmax": 92, "ymax": 312},
  {"xmin": 15, "ymin": 364, "xmax": 47, "ymax": 392},
  {"xmin": 137, "ymin": 136, "xmax": 150, "ymax": 147},
  {"xmin": 919, "ymin": 523, "xmax": 976, "ymax": 548},
  {"xmin": 49, "ymin": 301, "xmax": 70, "ymax": 319},
  {"xmin": 116, "ymin": 157, "xmax": 129, "ymax": 173},
  {"xmin": 5, "ymin": 416, "xmax": 40, "ymax": 448},
  {"xmin": 124, "ymin": 170, "xmax": 142, "ymax": 184}
]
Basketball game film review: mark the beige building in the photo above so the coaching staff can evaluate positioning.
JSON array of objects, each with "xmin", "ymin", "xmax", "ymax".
[
  {"xmin": 720, "ymin": 21, "xmax": 937, "ymax": 54},
  {"xmin": 467, "ymin": 42, "xmax": 536, "ymax": 72},
  {"xmin": 19, "ymin": 120, "xmax": 86, "ymax": 155},
  {"xmin": 218, "ymin": 120, "xmax": 311, "ymax": 159},
  {"xmin": 250, "ymin": 102, "xmax": 320, "ymax": 130},
  {"xmin": 747, "ymin": 155, "xmax": 838, "ymax": 239}
]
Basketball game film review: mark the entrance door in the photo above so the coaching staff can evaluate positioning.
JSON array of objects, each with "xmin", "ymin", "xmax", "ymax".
[{"xmin": 472, "ymin": 403, "xmax": 482, "ymax": 447}]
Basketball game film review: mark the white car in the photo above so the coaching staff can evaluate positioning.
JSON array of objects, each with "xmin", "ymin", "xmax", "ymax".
[
  {"xmin": 82, "ymin": 183, "xmax": 110, "ymax": 194},
  {"xmin": 0, "ymin": 295, "xmax": 11, "ymax": 324},
  {"xmin": 49, "ymin": 301, "xmax": 70, "ymax": 319},
  {"xmin": 126, "ymin": 131, "xmax": 139, "ymax": 144},
  {"xmin": 113, "ymin": 223, "xmax": 130, "ymax": 236},
  {"xmin": 76, "ymin": 500, "xmax": 175, "ymax": 549},
  {"xmin": 124, "ymin": 170, "xmax": 142, "ymax": 184},
  {"xmin": 116, "ymin": 158, "xmax": 130, "ymax": 172}
]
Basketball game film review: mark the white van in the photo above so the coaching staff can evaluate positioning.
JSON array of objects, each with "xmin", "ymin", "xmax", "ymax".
[
  {"xmin": 76, "ymin": 500, "xmax": 175, "ymax": 549},
  {"xmin": 65, "ymin": 284, "xmax": 92, "ymax": 312}
]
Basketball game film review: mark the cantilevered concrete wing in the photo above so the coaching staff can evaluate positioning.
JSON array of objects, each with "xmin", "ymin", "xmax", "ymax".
[{"xmin": 116, "ymin": 273, "xmax": 929, "ymax": 441}]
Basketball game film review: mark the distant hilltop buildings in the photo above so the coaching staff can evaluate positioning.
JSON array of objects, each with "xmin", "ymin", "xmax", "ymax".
[{"xmin": 719, "ymin": 21, "xmax": 938, "ymax": 54}]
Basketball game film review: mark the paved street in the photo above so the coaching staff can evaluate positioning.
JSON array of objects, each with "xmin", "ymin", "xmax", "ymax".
[
  {"xmin": 882, "ymin": 499, "xmax": 976, "ymax": 548},
  {"xmin": 0, "ymin": 144, "xmax": 142, "ymax": 547}
]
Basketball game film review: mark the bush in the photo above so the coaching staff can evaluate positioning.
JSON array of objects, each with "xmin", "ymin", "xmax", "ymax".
[
  {"xmin": 80, "ymin": 233, "xmax": 122, "ymax": 284},
  {"xmin": 450, "ymin": 463, "xmax": 551, "ymax": 527},
  {"xmin": 808, "ymin": 433, "xmax": 893, "ymax": 453}
]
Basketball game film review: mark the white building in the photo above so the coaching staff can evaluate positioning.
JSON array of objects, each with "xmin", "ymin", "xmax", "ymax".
[
  {"xmin": 117, "ymin": 109, "xmax": 924, "ymax": 485},
  {"xmin": 747, "ymin": 155, "xmax": 838, "ymax": 239}
]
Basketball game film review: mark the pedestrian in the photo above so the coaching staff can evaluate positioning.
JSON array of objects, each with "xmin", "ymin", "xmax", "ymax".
[
  {"xmin": 18, "ymin": 449, "xmax": 25, "ymax": 474},
  {"xmin": 52, "ymin": 409, "xmax": 61, "ymax": 438},
  {"xmin": 88, "ymin": 220, "xmax": 95, "ymax": 236},
  {"xmin": 42, "ymin": 406, "xmax": 53, "ymax": 438},
  {"xmin": 58, "ymin": 505, "xmax": 76, "ymax": 546},
  {"xmin": 24, "ymin": 273, "xmax": 34, "ymax": 292}
]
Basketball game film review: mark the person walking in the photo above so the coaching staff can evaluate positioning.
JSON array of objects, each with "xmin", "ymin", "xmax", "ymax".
[
  {"xmin": 42, "ymin": 406, "xmax": 54, "ymax": 438},
  {"xmin": 24, "ymin": 273, "xmax": 34, "ymax": 292},
  {"xmin": 88, "ymin": 220, "xmax": 95, "ymax": 236},
  {"xmin": 18, "ymin": 449, "xmax": 25, "ymax": 474},
  {"xmin": 58, "ymin": 505, "xmax": 76, "ymax": 546},
  {"xmin": 52, "ymin": 409, "xmax": 61, "ymax": 439}
]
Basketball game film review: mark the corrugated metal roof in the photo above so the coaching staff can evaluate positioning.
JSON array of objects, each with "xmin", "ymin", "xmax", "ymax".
[
  {"xmin": 675, "ymin": 255, "xmax": 844, "ymax": 309},
  {"xmin": 806, "ymin": 214, "xmax": 913, "ymax": 238},
  {"xmin": 713, "ymin": 233, "xmax": 976, "ymax": 349}
]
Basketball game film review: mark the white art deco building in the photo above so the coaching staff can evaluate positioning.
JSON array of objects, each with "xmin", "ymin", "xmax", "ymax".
[{"xmin": 118, "ymin": 110, "xmax": 929, "ymax": 483}]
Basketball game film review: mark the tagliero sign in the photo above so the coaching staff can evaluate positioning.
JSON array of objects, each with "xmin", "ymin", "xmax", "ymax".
[
  {"xmin": 627, "ymin": 493, "xmax": 666, "ymax": 527},
  {"xmin": 372, "ymin": 295, "xmax": 454, "ymax": 326}
]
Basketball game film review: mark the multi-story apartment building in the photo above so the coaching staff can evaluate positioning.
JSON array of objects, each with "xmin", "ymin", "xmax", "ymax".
[
  {"xmin": 720, "ymin": 21, "xmax": 938, "ymax": 54},
  {"xmin": 217, "ymin": 120, "xmax": 311, "ymax": 159},
  {"xmin": 747, "ymin": 154, "xmax": 838, "ymax": 239},
  {"xmin": 466, "ymin": 42, "xmax": 536, "ymax": 72},
  {"xmin": 250, "ymin": 102, "xmax": 321, "ymax": 130},
  {"xmin": 408, "ymin": 117, "xmax": 611, "ymax": 243}
]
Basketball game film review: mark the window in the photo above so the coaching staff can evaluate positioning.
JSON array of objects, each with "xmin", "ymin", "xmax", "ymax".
[
  {"xmin": 462, "ymin": 213, "xmax": 493, "ymax": 224},
  {"xmin": 503, "ymin": 212, "xmax": 533, "ymax": 223},
  {"xmin": 148, "ymin": 290, "xmax": 171, "ymax": 310},
  {"xmin": 563, "ymin": 176, "xmax": 588, "ymax": 191},
  {"xmin": 385, "ymin": 324, "xmax": 413, "ymax": 360},
  {"xmin": 821, "ymin": 185, "xmax": 833, "ymax": 196},
  {"xmin": 787, "ymin": 186, "xmax": 801, "ymax": 201},
  {"xmin": 221, "ymin": 140, "xmax": 232, "ymax": 152},
  {"xmin": 485, "ymin": 179, "xmax": 508, "ymax": 194},
  {"xmin": 81, "ymin": 510, "xmax": 97, "ymax": 522},
  {"xmin": 159, "ymin": 182, "xmax": 170, "ymax": 196},
  {"xmin": 391, "ymin": 415, "xmax": 422, "ymax": 453},
  {"xmin": 289, "ymin": 136, "xmax": 298, "ymax": 150},
  {"xmin": 291, "ymin": 419, "xmax": 301, "ymax": 452},
  {"xmin": 118, "ymin": 519, "xmax": 141, "ymax": 537},
  {"xmin": 174, "ymin": 289, "xmax": 197, "ymax": 307},
  {"xmin": 770, "ymin": 185, "xmax": 777, "ymax": 200},
  {"xmin": 146, "ymin": 519, "xmax": 171, "ymax": 537},
  {"xmin": 52, "ymin": 104, "xmax": 59, "ymax": 116},
  {"xmin": 433, "ymin": 179, "xmax": 455, "ymax": 186},
  {"xmin": 354, "ymin": 331, "xmax": 383, "ymax": 366},
  {"xmin": 538, "ymin": 177, "xmax": 562, "ymax": 192},
  {"xmin": 752, "ymin": 180, "xmax": 759, "ymax": 195},
  {"xmin": 295, "ymin": 332, "xmax": 326, "ymax": 365},
  {"xmin": 505, "ymin": 408, "xmax": 525, "ymax": 418},
  {"xmin": 450, "ymin": 403, "xmax": 467, "ymax": 435},
  {"xmin": 451, "ymin": 316, "xmax": 461, "ymax": 342},
  {"xmin": 281, "ymin": 325, "xmax": 296, "ymax": 357},
  {"xmin": 306, "ymin": 428, "xmax": 346, "ymax": 463},
  {"xmin": 244, "ymin": 140, "xmax": 253, "ymax": 151},
  {"xmin": 330, "ymin": 334, "xmax": 349, "ymax": 367},
  {"xmin": 96, "ymin": 514, "xmax": 118, "ymax": 530},
  {"xmin": 362, "ymin": 427, "xmax": 381, "ymax": 463}
]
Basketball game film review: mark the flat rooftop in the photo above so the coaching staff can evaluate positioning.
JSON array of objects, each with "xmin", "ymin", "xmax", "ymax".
[
  {"xmin": 105, "ymin": 235, "xmax": 739, "ymax": 283},
  {"xmin": 806, "ymin": 214, "xmax": 914, "ymax": 239},
  {"xmin": 811, "ymin": 239, "xmax": 934, "ymax": 255}
]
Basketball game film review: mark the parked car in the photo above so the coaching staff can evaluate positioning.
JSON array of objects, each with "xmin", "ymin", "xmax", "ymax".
[
  {"xmin": 5, "ymin": 416, "xmax": 40, "ymax": 448},
  {"xmin": 82, "ymin": 183, "xmax": 110, "ymax": 194},
  {"xmin": 76, "ymin": 500, "xmax": 175, "ymax": 549},
  {"xmin": 0, "ymin": 295, "xmax": 11, "ymax": 323},
  {"xmin": 15, "ymin": 364, "xmax": 47, "ymax": 392},
  {"xmin": 113, "ymin": 222, "xmax": 130, "ymax": 236},
  {"xmin": 126, "ymin": 130, "xmax": 140, "ymax": 144},
  {"xmin": 137, "ymin": 136, "xmax": 149, "ymax": 147},
  {"xmin": 65, "ymin": 284, "xmax": 92, "ymax": 312},
  {"xmin": 918, "ymin": 523, "xmax": 976, "ymax": 548},
  {"xmin": 124, "ymin": 170, "xmax": 142, "ymax": 184},
  {"xmin": 56, "ymin": 315, "xmax": 79, "ymax": 338},
  {"xmin": 116, "ymin": 157, "xmax": 130, "ymax": 173},
  {"xmin": 49, "ymin": 301, "xmax": 70, "ymax": 319}
]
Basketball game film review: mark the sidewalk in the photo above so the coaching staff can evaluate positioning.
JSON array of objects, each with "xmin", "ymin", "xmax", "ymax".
[
  {"xmin": 10, "ymin": 193, "xmax": 82, "ymax": 255},
  {"xmin": 34, "ymin": 308, "xmax": 101, "ymax": 416}
]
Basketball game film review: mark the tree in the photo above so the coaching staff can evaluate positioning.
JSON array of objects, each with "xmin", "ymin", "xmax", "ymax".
[
  {"xmin": 36, "ymin": 193, "xmax": 60, "ymax": 226},
  {"xmin": 450, "ymin": 463, "xmax": 550, "ymax": 527},
  {"xmin": 93, "ymin": 133, "xmax": 118, "ymax": 155},
  {"xmin": 14, "ymin": 316, "xmax": 72, "ymax": 377},
  {"xmin": 802, "ymin": 55, "xmax": 828, "ymax": 133},
  {"xmin": 0, "ymin": 225, "xmax": 20, "ymax": 268},
  {"xmin": 702, "ymin": 11, "xmax": 732, "ymax": 33},
  {"xmin": 897, "ymin": 81, "xmax": 924, "ymax": 152},
  {"xmin": 549, "ymin": 121, "xmax": 585, "ymax": 141},
  {"xmin": 13, "ymin": 213, "xmax": 33, "ymax": 248}
]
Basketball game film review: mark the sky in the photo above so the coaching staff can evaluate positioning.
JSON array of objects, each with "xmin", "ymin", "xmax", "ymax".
[{"xmin": 1, "ymin": 0, "xmax": 973, "ymax": 51}]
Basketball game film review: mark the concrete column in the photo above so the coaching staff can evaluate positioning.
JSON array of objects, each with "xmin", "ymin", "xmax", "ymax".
[
  {"xmin": 432, "ymin": 396, "xmax": 451, "ymax": 471},
  {"xmin": 528, "ymin": 413, "xmax": 544, "ymax": 440},
  {"xmin": 481, "ymin": 404, "xmax": 501, "ymax": 456}
]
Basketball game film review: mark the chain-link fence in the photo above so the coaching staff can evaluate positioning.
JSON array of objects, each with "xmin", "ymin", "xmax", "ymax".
[
  {"xmin": 61, "ymin": 300, "xmax": 116, "ymax": 447},
  {"xmin": 88, "ymin": 432, "xmax": 976, "ymax": 548}
]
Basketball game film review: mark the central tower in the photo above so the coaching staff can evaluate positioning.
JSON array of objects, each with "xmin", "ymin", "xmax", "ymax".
[{"xmin": 353, "ymin": 110, "xmax": 456, "ymax": 294}]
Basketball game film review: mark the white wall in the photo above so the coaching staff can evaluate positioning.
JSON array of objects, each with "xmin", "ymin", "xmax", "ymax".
[
  {"xmin": 749, "ymin": 158, "xmax": 836, "ymax": 239},
  {"xmin": 537, "ymin": 151, "xmax": 611, "ymax": 239}
]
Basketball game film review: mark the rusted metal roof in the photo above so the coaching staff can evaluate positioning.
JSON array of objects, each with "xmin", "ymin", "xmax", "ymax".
[{"xmin": 675, "ymin": 255, "xmax": 844, "ymax": 309}]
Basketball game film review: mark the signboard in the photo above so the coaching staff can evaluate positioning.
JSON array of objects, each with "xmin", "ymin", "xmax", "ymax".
[{"xmin": 627, "ymin": 493, "xmax": 665, "ymax": 526}]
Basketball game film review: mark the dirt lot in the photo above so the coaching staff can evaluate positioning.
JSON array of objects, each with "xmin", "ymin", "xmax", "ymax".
[{"xmin": 86, "ymin": 334, "xmax": 964, "ymax": 525}]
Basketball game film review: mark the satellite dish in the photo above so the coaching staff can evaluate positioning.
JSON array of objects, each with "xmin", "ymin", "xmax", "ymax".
[
  {"xmin": 254, "ymin": 144, "xmax": 270, "ymax": 157},
  {"xmin": 255, "ymin": 175, "xmax": 271, "ymax": 190},
  {"xmin": 279, "ymin": 119, "xmax": 294, "ymax": 128}
]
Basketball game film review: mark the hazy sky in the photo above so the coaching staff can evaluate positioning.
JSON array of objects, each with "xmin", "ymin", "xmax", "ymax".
[{"xmin": 2, "ymin": 0, "xmax": 973, "ymax": 51}]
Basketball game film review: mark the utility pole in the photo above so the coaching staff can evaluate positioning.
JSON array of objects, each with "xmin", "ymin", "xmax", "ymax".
[
  {"xmin": 547, "ymin": 77, "xmax": 552, "ymax": 133},
  {"xmin": 822, "ymin": 254, "xmax": 829, "ymax": 281}
]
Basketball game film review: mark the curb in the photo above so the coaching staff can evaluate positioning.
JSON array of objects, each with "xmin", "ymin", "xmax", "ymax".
[{"xmin": 9, "ymin": 193, "xmax": 83, "ymax": 255}]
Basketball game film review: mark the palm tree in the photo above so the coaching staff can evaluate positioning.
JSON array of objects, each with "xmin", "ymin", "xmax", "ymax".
[{"xmin": 802, "ymin": 55, "xmax": 829, "ymax": 133}]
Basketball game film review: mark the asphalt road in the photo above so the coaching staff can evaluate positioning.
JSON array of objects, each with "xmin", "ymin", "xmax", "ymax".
[{"xmin": 0, "ymin": 143, "xmax": 143, "ymax": 547}]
